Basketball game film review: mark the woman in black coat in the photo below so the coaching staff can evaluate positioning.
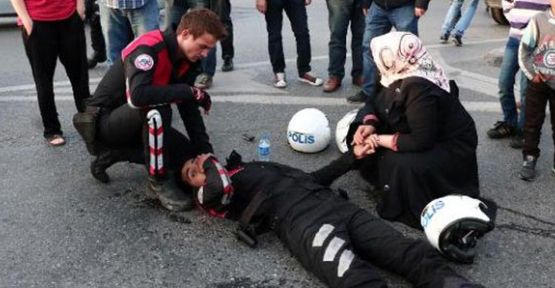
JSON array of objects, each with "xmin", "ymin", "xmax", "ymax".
[{"xmin": 350, "ymin": 32, "xmax": 480, "ymax": 228}]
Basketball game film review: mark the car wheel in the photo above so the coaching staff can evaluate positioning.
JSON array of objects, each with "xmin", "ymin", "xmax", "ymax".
[{"xmin": 491, "ymin": 8, "xmax": 509, "ymax": 25}]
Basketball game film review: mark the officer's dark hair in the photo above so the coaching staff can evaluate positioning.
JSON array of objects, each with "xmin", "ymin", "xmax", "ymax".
[{"xmin": 176, "ymin": 8, "xmax": 227, "ymax": 41}]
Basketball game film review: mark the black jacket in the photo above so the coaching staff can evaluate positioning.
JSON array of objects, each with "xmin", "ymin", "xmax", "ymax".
[
  {"xmin": 355, "ymin": 78, "xmax": 476, "ymax": 153},
  {"xmin": 88, "ymin": 29, "xmax": 202, "ymax": 109}
]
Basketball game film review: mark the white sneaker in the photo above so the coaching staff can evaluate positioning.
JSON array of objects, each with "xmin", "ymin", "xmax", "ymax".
[
  {"xmin": 298, "ymin": 71, "xmax": 324, "ymax": 86},
  {"xmin": 274, "ymin": 72, "xmax": 287, "ymax": 88}
]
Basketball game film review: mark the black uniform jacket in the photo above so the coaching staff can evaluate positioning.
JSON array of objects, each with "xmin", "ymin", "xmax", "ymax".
[
  {"xmin": 354, "ymin": 78, "xmax": 477, "ymax": 153},
  {"xmin": 210, "ymin": 152, "xmax": 359, "ymax": 234},
  {"xmin": 88, "ymin": 29, "xmax": 201, "ymax": 109},
  {"xmin": 87, "ymin": 29, "xmax": 212, "ymax": 153}
]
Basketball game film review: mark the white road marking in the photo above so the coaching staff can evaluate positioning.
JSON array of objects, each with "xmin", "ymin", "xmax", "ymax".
[
  {"xmin": 0, "ymin": 94, "xmax": 504, "ymax": 113},
  {"xmin": 0, "ymin": 37, "xmax": 509, "ymax": 110}
]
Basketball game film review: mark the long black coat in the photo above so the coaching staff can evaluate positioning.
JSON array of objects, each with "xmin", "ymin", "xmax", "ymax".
[{"xmin": 350, "ymin": 77, "xmax": 480, "ymax": 228}]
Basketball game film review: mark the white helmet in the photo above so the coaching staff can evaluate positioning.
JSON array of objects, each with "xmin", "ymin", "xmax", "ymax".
[
  {"xmin": 335, "ymin": 109, "xmax": 359, "ymax": 153},
  {"xmin": 421, "ymin": 195, "xmax": 494, "ymax": 264},
  {"xmin": 287, "ymin": 108, "xmax": 331, "ymax": 153}
]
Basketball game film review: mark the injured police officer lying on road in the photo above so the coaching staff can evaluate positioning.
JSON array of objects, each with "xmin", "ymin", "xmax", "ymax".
[
  {"xmin": 178, "ymin": 146, "xmax": 487, "ymax": 288},
  {"xmin": 73, "ymin": 9, "xmax": 227, "ymax": 212}
]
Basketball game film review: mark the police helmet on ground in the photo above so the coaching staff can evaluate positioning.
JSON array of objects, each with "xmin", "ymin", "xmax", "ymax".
[
  {"xmin": 421, "ymin": 195, "xmax": 494, "ymax": 264},
  {"xmin": 287, "ymin": 108, "xmax": 331, "ymax": 153},
  {"xmin": 335, "ymin": 109, "xmax": 358, "ymax": 153}
]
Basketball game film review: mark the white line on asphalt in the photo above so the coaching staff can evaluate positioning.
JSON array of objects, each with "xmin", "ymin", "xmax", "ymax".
[
  {"xmin": 0, "ymin": 94, "xmax": 503, "ymax": 113},
  {"xmin": 233, "ymin": 38, "xmax": 507, "ymax": 70},
  {"xmin": 0, "ymin": 37, "xmax": 507, "ymax": 98}
]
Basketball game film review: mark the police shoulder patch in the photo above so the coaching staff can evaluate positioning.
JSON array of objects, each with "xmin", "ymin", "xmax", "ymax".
[{"xmin": 134, "ymin": 54, "xmax": 154, "ymax": 71}]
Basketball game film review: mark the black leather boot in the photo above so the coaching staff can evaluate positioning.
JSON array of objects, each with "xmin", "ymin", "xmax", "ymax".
[
  {"xmin": 90, "ymin": 149, "xmax": 126, "ymax": 183},
  {"xmin": 221, "ymin": 57, "xmax": 234, "ymax": 72},
  {"xmin": 88, "ymin": 51, "xmax": 107, "ymax": 69},
  {"xmin": 146, "ymin": 174, "xmax": 194, "ymax": 212}
]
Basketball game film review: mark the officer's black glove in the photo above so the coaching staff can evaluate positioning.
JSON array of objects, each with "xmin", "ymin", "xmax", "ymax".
[{"xmin": 191, "ymin": 87, "xmax": 212, "ymax": 114}]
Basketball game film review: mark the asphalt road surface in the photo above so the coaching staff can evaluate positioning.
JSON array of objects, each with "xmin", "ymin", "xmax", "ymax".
[{"xmin": 0, "ymin": 1, "xmax": 553, "ymax": 288}]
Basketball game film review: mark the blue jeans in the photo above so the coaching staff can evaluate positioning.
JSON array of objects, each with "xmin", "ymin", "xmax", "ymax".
[
  {"xmin": 99, "ymin": 0, "xmax": 160, "ymax": 64},
  {"xmin": 201, "ymin": 0, "xmax": 233, "ymax": 76},
  {"xmin": 441, "ymin": 0, "xmax": 479, "ymax": 37},
  {"xmin": 499, "ymin": 36, "xmax": 528, "ymax": 129},
  {"xmin": 202, "ymin": 47, "xmax": 217, "ymax": 76},
  {"xmin": 326, "ymin": 0, "xmax": 364, "ymax": 80},
  {"xmin": 361, "ymin": 3, "xmax": 418, "ymax": 98},
  {"xmin": 164, "ymin": 0, "xmax": 206, "ymax": 30}
]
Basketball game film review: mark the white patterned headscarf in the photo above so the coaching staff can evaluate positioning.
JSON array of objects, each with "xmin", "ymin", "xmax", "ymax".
[{"xmin": 370, "ymin": 31, "xmax": 450, "ymax": 93}]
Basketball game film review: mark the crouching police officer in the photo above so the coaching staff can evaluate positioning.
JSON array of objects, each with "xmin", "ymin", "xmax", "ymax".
[
  {"xmin": 179, "ymin": 146, "xmax": 486, "ymax": 288},
  {"xmin": 74, "ymin": 9, "xmax": 227, "ymax": 212}
]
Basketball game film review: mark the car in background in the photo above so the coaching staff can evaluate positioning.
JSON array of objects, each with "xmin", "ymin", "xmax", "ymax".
[
  {"xmin": 485, "ymin": 0, "xmax": 509, "ymax": 25},
  {"xmin": 0, "ymin": 0, "xmax": 16, "ymax": 26},
  {"xmin": 0, "ymin": 0, "xmax": 15, "ymax": 17}
]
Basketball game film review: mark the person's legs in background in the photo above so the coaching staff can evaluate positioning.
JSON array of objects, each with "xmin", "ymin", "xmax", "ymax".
[
  {"xmin": 451, "ymin": 0, "xmax": 479, "ymax": 46},
  {"xmin": 219, "ymin": 0, "xmax": 234, "ymax": 72},
  {"xmin": 127, "ymin": 0, "xmax": 160, "ymax": 38},
  {"xmin": 284, "ymin": 0, "xmax": 322, "ymax": 86},
  {"xmin": 519, "ymin": 81, "xmax": 549, "ymax": 181},
  {"xmin": 509, "ymin": 71, "xmax": 530, "ymax": 148},
  {"xmin": 350, "ymin": 0, "xmax": 364, "ymax": 87},
  {"xmin": 58, "ymin": 13, "xmax": 90, "ymax": 114},
  {"xmin": 348, "ymin": 2, "xmax": 392, "ymax": 103},
  {"xmin": 99, "ymin": 4, "xmax": 133, "ymax": 64},
  {"xmin": 488, "ymin": 37, "xmax": 520, "ymax": 140},
  {"xmin": 196, "ymin": 0, "xmax": 227, "ymax": 89},
  {"xmin": 324, "ymin": 0, "xmax": 351, "ymax": 92},
  {"xmin": 440, "ymin": 0, "xmax": 462, "ymax": 43},
  {"xmin": 196, "ymin": 47, "xmax": 216, "ymax": 89},
  {"xmin": 389, "ymin": 3, "xmax": 419, "ymax": 35},
  {"xmin": 265, "ymin": 0, "xmax": 287, "ymax": 88},
  {"xmin": 165, "ymin": 0, "xmax": 206, "ymax": 30},
  {"xmin": 86, "ymin": 0, "xmax": 107, "ymax": 68},
  {"xmin": 22, "ymin": 20, "xmax": 65, "ymax": 144}
]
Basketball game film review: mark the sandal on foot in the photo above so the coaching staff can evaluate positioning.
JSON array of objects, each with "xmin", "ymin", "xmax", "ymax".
[{"xmin": 47, "ymin": 134, "xmax": 65, "ymax": 146}]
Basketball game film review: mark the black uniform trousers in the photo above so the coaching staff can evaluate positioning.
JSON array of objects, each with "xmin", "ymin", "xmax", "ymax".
[
  {"xmin": 22, "ymin": 12, "xmax": 90, "ymax": 138},
  {"xmin": 279, "ymin": 196, "xmax": 473, "ymax": 288},
  {"xmin": 97, "ymin": 103, "xmax": 196, "ymax": 173},
  {"xmin": 522, "ymin": 81, "xmax": 555, "ymax": 159}
]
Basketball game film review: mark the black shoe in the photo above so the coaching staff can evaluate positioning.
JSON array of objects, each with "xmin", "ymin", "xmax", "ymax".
[
  {"xmin": 509, "ymin": 130, "xmax": 524, "ymax": 149},
  {"xmin": 440, "ymin": 34, "xmax": 449, "ymax": 44},
  {"xmin": 519, "ymin": 155, "xmax": 537, "ymax": 181},
  {"xmin": 221, "ymin": 58, "xmax": 234, "ymax": 72},
  {"xmin": 146, "ymin": 175, "xmax": 194, "ymax": 212},
  {"xmin": 486, "ymin": 121, "xmax": 516, "ymax": 139},
  {"xmin": 88, "ymin": 52, "xmax": 107, "ymax": 69},
  {"xmin": 73, "ymin": 106, "xmax": 99, "ymax": 155},
  {"xmin": 452, "ymin": 35, "xmax": 463, "ymax": 46},
  {"xmin": 90, "ymin": 150, "xmax": 118, "ymax": 183},
  {"xmin": 347, "ymin": 91, "xmax": 368, "ymax": 103}
]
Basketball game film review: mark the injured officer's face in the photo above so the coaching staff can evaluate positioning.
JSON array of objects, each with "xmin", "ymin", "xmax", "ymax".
[
  {"xmin": 181, "ymin": 154, "xmax": 212, "ymax": 187},
  {"xmin": 177, "ymin": 30, "xmax": 217, "ymax": 62}
]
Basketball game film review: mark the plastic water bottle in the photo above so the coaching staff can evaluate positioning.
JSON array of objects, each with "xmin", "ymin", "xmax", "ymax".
[{"xmin": 258, "ymin": 132, "xmax": 271, "ymax": 162}]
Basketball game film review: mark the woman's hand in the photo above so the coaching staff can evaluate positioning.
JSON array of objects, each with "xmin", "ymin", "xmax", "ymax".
[
  {"xmin": 353, "ymin": 140, "xmax": 375, "ymax": 159},
  {"xmin": 256, "ymin": 0, "xmax": 267, "ymax": 13},
  {"xmin": 352, "ymin": 125, "xmax": 376, "ymax": 146}
]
